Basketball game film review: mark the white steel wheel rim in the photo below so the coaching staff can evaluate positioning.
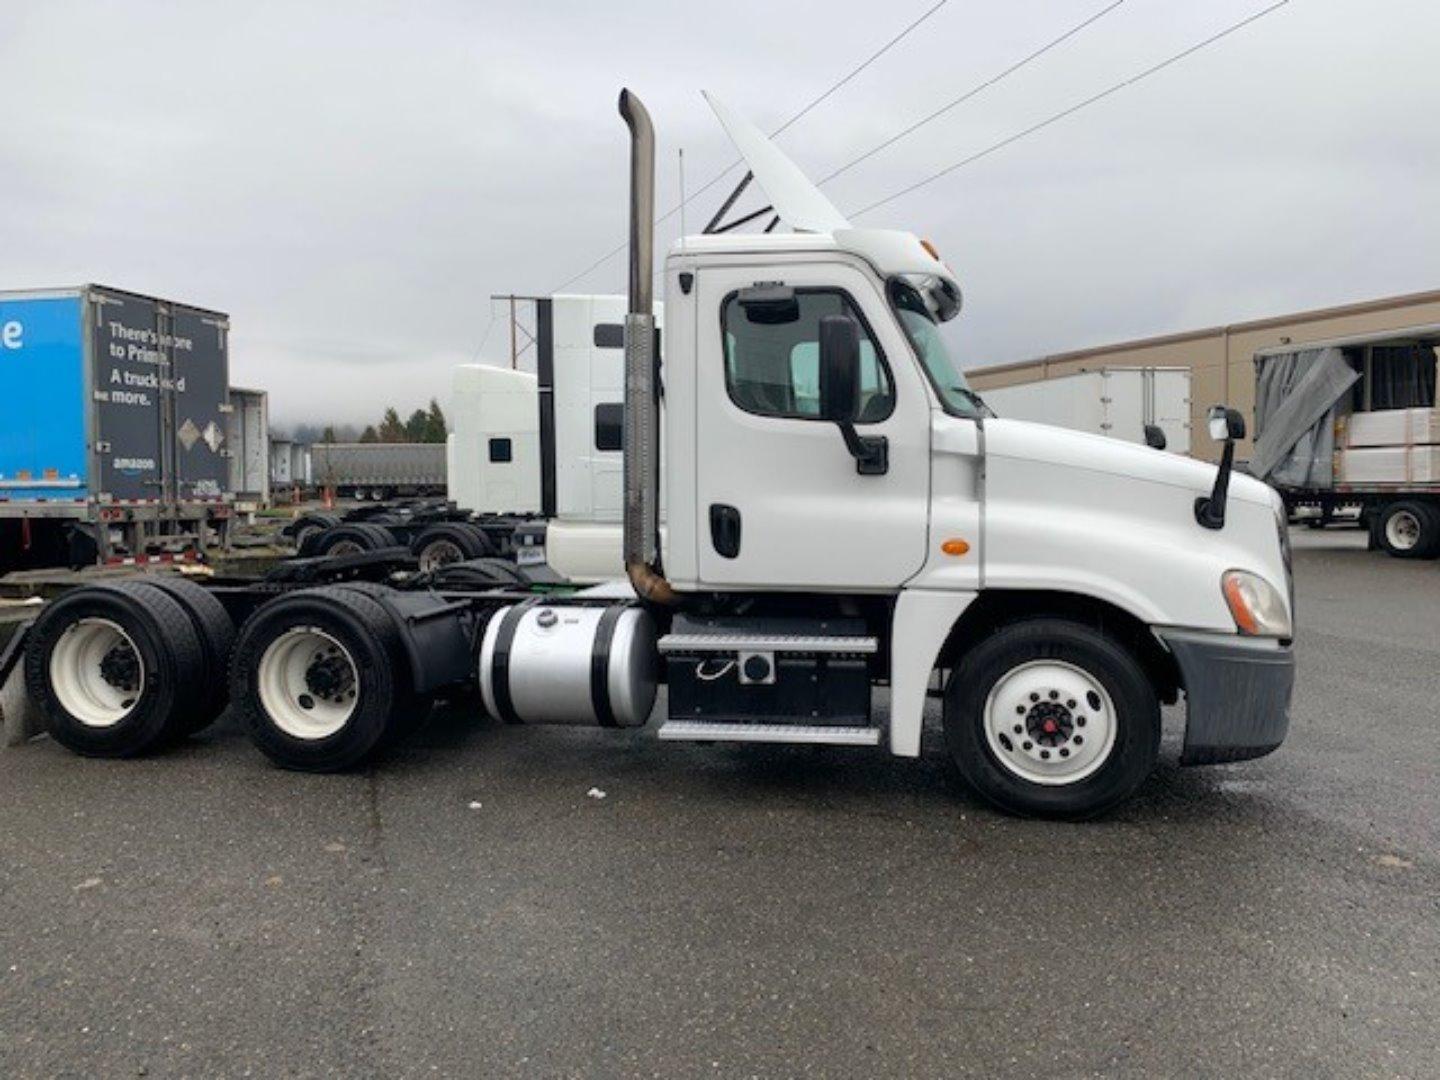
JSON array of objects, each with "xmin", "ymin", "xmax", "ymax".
[
  {"xmin": 257, "ymin": 627, "xmax": 359, "ymax": 740},
  {"xmin": 983, "ymin": 660, "xmax": 1118, "ymax": 786},
  {"xmin": 49, "ymin": 617, "xmax": 145, "ymax": 728},
  {"xmin": 418, "ymin": 538, "xmax": 465, "ymax": 572},
  {"xmin": 328, "ymin": 539, "xmax": 365, "ymax": 556},
  {"xmin": 1386, "ymin": 510, "xmax": 1421, "ymax": 550}
]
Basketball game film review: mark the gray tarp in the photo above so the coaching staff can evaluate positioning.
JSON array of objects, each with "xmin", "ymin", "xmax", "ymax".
[{"xmin": 1251, "ymin": 347, "xmax": 1358, "ymax": 487}]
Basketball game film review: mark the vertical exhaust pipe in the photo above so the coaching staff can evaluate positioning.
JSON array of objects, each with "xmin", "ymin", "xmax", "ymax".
[{"xmin": 619, "ymin": 89, "xmax": 676, "ymax": 604}]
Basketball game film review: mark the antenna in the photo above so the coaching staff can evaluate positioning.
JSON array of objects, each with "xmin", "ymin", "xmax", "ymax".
[{"xmin": 678, "ymin": 148, "xmax": 686, "ymax": 250}]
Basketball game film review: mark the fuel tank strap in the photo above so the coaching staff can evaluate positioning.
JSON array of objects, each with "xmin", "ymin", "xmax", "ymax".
[
  {"xmin": 490, "ymin": 602, "xmax": 536, "ymax": 725},
  {"xmin": 590, "ymin": 604, "xmax": 628, "ymax": 729}
]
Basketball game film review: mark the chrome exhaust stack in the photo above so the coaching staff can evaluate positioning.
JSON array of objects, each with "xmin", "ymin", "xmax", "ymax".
[{"xmin": 618, "ymin": 89, "xmax": 675, "ymax": 604}]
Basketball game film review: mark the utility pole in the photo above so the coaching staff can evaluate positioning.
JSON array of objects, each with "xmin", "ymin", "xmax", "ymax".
[{"xmin": 489, "ymin": 294, "xmax": 542, "ymax": 372}]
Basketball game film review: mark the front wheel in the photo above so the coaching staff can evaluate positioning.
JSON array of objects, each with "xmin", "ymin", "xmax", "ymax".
[{"xmin": 943, "ymin": 619, "xmax": 1160, "ymax": 819}]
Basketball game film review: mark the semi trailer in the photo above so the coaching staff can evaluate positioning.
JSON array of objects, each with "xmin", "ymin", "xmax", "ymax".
[
  {"xmin": 1250, "ymin": 333, "xmax": 1440, "ymax": 557},
  {"xmin": 3, "ymin": 91, "xmax": 1296, "ymax": 819},
  {"xmin": 311, "ymin": 442, "xmax": 447, "ymax": 501},
  {"xmin": 0, "ymin": 285, "xmax": 234, "ymax": 570},
  {"xmin": 978, "ymin": 367, "xmax": 1192, "ymax": 454}
]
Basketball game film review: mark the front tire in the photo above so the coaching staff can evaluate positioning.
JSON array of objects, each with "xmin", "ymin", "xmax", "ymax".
[{"xmin": 943, "ymin": 619, "xmax": 1160, "ymax": 819}]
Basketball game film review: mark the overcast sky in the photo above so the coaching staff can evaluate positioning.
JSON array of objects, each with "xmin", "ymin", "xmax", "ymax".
[{"xmin": 4, "ymin": 0, "xmax": 1436, "ymax": 429}]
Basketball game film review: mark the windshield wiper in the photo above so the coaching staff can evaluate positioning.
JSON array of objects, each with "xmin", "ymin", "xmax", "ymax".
[{"xmin": 949, "ymin": 386, "xmax": 992, "ymax": 416}]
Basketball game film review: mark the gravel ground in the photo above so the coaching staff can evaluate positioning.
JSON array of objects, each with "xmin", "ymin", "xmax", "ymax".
[{"xmin": 0, "ymin": 527, "xmax": 1435, "ymax": 1079}]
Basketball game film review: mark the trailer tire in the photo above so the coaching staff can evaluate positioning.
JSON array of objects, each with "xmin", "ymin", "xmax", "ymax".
[
  {"xmin": 411, "ymin": 524, "xmax": 493, "ymax": 571},
  {"xmin": 231, "ymin": 587, "xmax": 406, "ymax": 771},
  {"xmin": 1376, "ymin": 500, "xmax": 1440, "ymax": 559},
  {"xmin": 24, "ymin": 584, "xmax": 207, "ymax": 757},
  {"xmin": 135, "ymin": 577, "xmax": 236, "ymax": 732},
  {"xmin": 942, "ymin": 618, "xmax": 1160, "ymax": 820}
]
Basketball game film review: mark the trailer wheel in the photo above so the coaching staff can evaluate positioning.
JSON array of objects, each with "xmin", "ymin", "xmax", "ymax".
[
  {"xmin": 135, "ymin": 577, "xmax": 236, "ymax": 732},
  {"xmin": 411, "ymin": 524, "xmax": 493, "ymax": 571},
  {"xmin": 314, "ymin": 523, "xmax": 396, "ymax": 557},
  {"xmin": 232, "ymin": 587, "xmax": 407, "ymax": 771},
  {"xmin": 1377, "ymin": 501, "xmax": 1440, "ymax": 558},
  {"xmin": 24, "ymin": 584, "xmax": 207, "ymax": 757},
  {"xmin": 942, "ymin": 618, "xmax": 1160, "ymax": 819}
]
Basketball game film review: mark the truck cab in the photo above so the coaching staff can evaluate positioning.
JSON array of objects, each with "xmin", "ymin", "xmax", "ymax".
[{"xmin": 610, "ymin": 90, "xmax": 1296, "ymax": 816}]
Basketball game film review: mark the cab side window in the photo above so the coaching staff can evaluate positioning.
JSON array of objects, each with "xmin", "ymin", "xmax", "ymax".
[{"xmin": 722, "ymin": 290, "xmax": 894, "ymax": 422}]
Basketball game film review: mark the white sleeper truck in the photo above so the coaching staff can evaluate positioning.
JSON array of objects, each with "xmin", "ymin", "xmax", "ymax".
[{"xmin": 6, "ymin": 91, "xmax": 1295, "ymax": 818}]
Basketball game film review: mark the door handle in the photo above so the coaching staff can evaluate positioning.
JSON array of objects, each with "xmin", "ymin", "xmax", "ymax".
[{"xmin": 710, "ymin": 504, "xmax": 741, "ymax": 559}]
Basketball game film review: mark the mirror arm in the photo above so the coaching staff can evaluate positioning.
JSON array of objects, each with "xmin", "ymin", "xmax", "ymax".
[
  {"xmin": 836, "ymin": 421, "xmax": 888, "ymax": 476},
  {"xmin": 1194, "ymin": 439, "xmax": 1235, "ymax": 530}
]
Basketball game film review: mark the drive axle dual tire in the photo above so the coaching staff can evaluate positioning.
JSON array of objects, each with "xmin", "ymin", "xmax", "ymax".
[
  {"xmin": 24, "ymin": 582, "xmax": 215, "ymax": 757},
  {"xmin": 410, "ymin": 523, "xmax": 495, "ymax": 571},
  {"xmin": 943, "ymin": 618, "xmax": 1160, "ymax": 820},
  {"xmin": 308, "ymin": 522, "xmax": 399, "ymax": 558},
  {"xmin": 230, "ymin": 585, "xmax": 422, "ymax": 771}
]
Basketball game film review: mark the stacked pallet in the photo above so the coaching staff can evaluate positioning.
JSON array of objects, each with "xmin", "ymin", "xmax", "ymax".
[{"xmin": 1337, "ymin": 408, "xmax": 1440, "ymax": 484}]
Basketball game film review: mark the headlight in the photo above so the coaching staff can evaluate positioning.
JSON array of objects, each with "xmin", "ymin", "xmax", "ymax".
[{"xmin": 1222, "ymin": 570, "xmax": 1292, "ymax": 637}]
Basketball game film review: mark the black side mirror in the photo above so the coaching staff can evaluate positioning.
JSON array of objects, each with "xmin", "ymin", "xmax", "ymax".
[
  {"xmin": 1195, "ymin": 405, "xmax": 1245, "ymax": 529},
  {"xmin": 818, "ymin": 315, "xmax": 861, "ymax": 423},
  {"xmin": 817, "ymin": 315, "xmax": 886, "ymax": 475},
  {"xmin": 1143, "ymin": 424, "xmax": 1167, "ymax": 451}
]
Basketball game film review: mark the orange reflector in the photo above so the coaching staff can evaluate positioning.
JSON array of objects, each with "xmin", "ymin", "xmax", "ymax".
[
  {"xmin": 920, "ymin": 238, "xmax": 941, "ymax": 261},
  {"xmin": 941, "ymin": 538, "xmax": 970, "ymax": 556}
]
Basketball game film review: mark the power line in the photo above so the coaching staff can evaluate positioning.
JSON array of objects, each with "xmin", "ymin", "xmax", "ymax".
[
  {"xmin": 817, "ymin": 0, "xmax": 1126, "ymax": 186},
  {"xmin": 850, "ymin": 0, "xmax": 1289, "ymax": 218},
  {"xmin": 549, "ymin": 0, "xmax": 949, "ymax": 293}
]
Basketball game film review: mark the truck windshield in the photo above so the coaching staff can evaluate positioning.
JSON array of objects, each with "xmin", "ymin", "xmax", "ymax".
[{"xmin": 888, "ymin": 278, "xmax": 990, "ymax": 419}]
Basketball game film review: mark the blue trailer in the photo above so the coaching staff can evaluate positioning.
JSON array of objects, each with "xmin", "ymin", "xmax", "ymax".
[{"xmin": 0, "ymin": 285, "xmax": 233, "ymax": 569}]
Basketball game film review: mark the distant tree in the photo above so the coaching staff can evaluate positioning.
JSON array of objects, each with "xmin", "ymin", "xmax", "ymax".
[
  {"xmin": 378, "ymin": 407, "xmax": 405, "ymax": 443},
  {"xmin": 359, "ymin": 425, "xmax": 379, "ymax": 444},
  {"xmin": 424, "ymin": 398, "xmax": 447, "ymax": 443},
  {"xmin": 404, "ymin": 408, "xmax": 429, "ymax": 442},
  {"xmin": 321, "ymin": 425, "xmax": 337, "ymax": 444}
]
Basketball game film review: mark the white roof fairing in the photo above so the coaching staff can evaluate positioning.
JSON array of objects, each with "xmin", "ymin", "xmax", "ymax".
[
  {"xmin": 703, "ymin": 92, "xmax": 851, "ymax": 234},
  {"xmin": 692, "ymin": 92, "xmax": 963, "ymax": 320}
]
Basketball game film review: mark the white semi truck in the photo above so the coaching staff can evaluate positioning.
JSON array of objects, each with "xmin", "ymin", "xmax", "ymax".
[{"xmin": 5, "ymin": 91, "xmax": 1295, "ymax": 818}]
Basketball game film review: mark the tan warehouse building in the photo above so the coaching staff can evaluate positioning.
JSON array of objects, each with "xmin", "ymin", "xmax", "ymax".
[{"xmin": 968, "ymin": 288, "xmax": 1440, "ymax": 462}]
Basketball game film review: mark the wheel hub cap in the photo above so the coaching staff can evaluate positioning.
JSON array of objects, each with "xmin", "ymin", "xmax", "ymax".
[{"xmin": 983, "ymin": 660, "xmax": 1118, "ymax": 786}]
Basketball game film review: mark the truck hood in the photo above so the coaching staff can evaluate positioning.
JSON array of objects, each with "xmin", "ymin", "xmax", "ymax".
[{"xmin": 982, "ymin": 418, "xmax": 1276, "ymax": 509}]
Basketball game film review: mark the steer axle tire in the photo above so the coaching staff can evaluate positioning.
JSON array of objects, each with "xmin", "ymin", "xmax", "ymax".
[
  {"xmin": 943, "ymin": 618, "xmax": 1160, "ymax": 820},
  {"xmin": 231, "ymin": 586, "xmax": 411, "ymax": 772},
  {"xmin": 24, "ymin": 583, "xmax": 208, "ymax": 757}
]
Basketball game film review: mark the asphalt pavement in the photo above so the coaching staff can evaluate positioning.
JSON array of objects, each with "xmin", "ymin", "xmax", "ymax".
[{"xmin": 1, "ymin": 528, "xmax": 1436, "ymax": 1078}]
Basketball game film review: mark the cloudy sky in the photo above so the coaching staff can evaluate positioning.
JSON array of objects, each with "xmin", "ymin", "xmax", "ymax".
[{"xmin": 4, "ymin": 0, "xmax": 1436, "ymax": 429}]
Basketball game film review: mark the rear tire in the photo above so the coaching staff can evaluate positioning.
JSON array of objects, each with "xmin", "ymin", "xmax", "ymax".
[
  {"xmin": 313, "ymin": 523, "xmax": 397, "ymax": 558},
  {"xmin": 24, "ymin": 584, "xmax": 207, "ymax": 757},
  {"xmin": 943, "ymin": 618, "xmax": 1160, "ymax": 819},
  {"xmin": 411, "ymin": 524, "xmax": 494, "ymax": 571},
  {"xmin": 135, "ymin": 577, "xmax": 236, "ymax": 732},
  {"xmin": 1377, "ymin": 500, "xmax": 1440, "ymax": 559},
  {"xmin": 231, "ymin": 587, "xmax": 409, "ymax": 771}
]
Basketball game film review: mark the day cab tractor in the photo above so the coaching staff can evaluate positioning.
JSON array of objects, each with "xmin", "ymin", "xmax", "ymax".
[{"xmin": 8, "ymin": 90, "xmax": 1296, "ymax": 818}]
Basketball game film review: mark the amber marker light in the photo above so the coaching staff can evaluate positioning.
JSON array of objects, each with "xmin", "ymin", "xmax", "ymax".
[
  {"xmin": 920, "ymin": 238, "xmax": 941, "ymax": 261},
  {"xmin": 941, "ymin": 538, "xmax": 970, "ymax": 556}
]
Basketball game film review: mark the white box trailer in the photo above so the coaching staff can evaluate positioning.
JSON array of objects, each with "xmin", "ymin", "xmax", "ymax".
[
  {"xmin": 980, "ymin": 367, "xmax": 1191, "ymax": 454},
  {"xmin": 226, "ymin": 386, "xmax": 270, "ymax": 510}
]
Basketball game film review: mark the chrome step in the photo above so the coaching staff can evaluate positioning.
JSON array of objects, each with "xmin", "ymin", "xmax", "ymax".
[
  {"xmin": 657, "ymin": 721, "xmax": 882, "ymax": 746},
  {"xmin": 658, "ymin": 633, "xmax": 878, "ymax": 655}
]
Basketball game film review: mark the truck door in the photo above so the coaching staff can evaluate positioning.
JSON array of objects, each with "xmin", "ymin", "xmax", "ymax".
[{"xmin": 693, "ymin": 263, "xmax": 931, "ymax": 589}]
